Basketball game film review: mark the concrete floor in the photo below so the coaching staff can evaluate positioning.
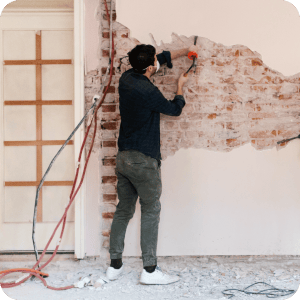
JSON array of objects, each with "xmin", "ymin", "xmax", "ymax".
[{"xmin": 1, "ymin": 255, "xmax": 300, "ymax": 300}]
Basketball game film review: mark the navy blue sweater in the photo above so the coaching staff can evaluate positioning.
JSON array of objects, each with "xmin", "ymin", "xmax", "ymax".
[{"xmin": 117, "ymin": 51, "xmax": 186, "ymax": 161}]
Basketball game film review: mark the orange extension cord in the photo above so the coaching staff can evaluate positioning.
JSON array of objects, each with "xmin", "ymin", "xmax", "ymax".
[{"xmin": 0, "ymin": 0, "xmax": 114, "ymax": 291}]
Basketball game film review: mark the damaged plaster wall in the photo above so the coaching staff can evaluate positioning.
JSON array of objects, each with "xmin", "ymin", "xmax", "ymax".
[{"xmin": 85, "ymin": 0, "xmax": 300, "ymax": 257}]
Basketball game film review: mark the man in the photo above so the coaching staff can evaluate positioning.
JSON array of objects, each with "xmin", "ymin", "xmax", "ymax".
[{"xmin": 106, "ymin": 43, "xmax": 198, "ymax": 284}]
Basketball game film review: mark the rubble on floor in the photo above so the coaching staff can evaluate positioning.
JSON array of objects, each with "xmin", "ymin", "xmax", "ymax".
[{"xmin": 1, "ymin": 256, "xmax": 300, "ymax": 300}]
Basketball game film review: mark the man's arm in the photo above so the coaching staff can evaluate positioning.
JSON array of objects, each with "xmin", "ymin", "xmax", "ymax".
[
  {"xmin": 170, "ymin": 45, "xmax": 199, "ymax": 60},
  {"xmin": 170, "ymin": 48, "xmax": 189, "ymax": 60}
]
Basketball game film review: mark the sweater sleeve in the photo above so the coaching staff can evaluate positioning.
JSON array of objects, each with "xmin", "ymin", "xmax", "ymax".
[
  {"xmin": 156, "ymin": 50, "xmax": 173, "ymax": 69},
  {"xmin": 139, "ymin": 81, "xmax": 185, "ymax": 116}
]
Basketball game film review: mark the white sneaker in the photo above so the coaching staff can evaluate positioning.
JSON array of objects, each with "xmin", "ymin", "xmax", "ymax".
[
  {"xmin": 140, "ymin": 266, "xmax": 180, "ymax": 285},
  {"xmin": 106, "ymin": 264, "xmax": 124, "ymax": 281}
]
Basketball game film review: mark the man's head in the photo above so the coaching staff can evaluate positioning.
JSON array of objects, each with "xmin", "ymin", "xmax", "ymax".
[{"xmin": 128, "ymin": 44, "xmax": 159, "ymax": 77}]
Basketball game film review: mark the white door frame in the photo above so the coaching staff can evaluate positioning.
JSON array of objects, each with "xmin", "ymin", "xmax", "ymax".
[
  {"xmin": 0, "ymin": 1, "xmax": 86, "ymax": 259},
  {"xmin": 73, "ymin": 0, "xmax": 86, "ymax": 259}
]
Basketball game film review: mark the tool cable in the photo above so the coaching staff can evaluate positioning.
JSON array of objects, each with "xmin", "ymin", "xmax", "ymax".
[{"xmin": 222, "ymin": 281, "xmax": 296, "ymax": 298}]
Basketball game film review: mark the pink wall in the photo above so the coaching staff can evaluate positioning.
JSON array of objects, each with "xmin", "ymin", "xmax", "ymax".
[{"xmin": 84, "ymin": 0, "xmax": 100, "ymax": 73}]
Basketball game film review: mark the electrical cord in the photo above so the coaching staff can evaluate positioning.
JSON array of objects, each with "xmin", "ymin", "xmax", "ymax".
[
  {"xmin": 0, "ymin": 0, "xmax": 114, "ymax": 290},
  {"xmin": 31, "ymin": 97, "xmax": 98, "ymax": 268},
  {"xmin": 222, "ymin": 281, "xmax": 296, "ymax": 298},
  {"xmin": 277, "ymin": 134, "xmax": 300, "ymax": 145}
]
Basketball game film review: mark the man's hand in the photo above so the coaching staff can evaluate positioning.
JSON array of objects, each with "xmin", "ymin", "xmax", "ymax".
[
  {"xmin": 178, "ymin": 72, "xmax": 189, "ymax": 87},
  {"xmin": 176, "ymin": 72, "xmax": 189, "ymax": 96}
]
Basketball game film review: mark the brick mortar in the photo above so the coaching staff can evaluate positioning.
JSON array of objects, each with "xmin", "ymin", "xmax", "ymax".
[{"xmin": 84, "ymin": 0, "xmax": 300, "ymax": 250}]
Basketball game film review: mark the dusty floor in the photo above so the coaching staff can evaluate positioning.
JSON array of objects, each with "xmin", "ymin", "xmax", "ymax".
[{"xmin": 1, "ymin": 255, "xmax": 300, "ymax": 300}]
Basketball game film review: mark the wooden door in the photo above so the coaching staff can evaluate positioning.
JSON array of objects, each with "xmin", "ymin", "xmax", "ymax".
[{"xmin": 1, "ymin": 25, "xmax": 75, "ymax": 251}]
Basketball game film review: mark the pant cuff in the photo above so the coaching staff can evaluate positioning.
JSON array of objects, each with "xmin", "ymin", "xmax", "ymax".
[
  {"xmin": 143, "ymin": 259, "xmax": 157, "ymax": 268},
  {"xmin": 110, "ymin": 254, "xmax": 122, "ymax": 260}
]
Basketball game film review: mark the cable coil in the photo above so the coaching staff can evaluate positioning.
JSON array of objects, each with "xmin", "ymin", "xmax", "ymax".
[{"xmin": 222, "ymin": 281, "xmax": 296, "ymax": 298}]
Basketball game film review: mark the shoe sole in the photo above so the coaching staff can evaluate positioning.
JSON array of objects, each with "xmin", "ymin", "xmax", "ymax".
[
  {"xmin": 140, "ymin": 279, "xmax": 180, "ymax": 285},
  {"xmin": 106, "ymin": 269, "xmax": 124, "ymax": 281}
]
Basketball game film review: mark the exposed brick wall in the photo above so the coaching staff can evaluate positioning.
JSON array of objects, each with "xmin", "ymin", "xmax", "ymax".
[{"xmin": 85, "ymin": 0, "xmax": 300, "ymax": 252}]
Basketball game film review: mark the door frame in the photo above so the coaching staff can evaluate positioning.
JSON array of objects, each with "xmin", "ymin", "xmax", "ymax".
[{"xmin": 0, "ymin": 1, "xmax": 86, "ymax": 259}]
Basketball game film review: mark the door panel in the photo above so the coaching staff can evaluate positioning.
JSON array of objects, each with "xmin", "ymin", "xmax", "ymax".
[
  {"xmin": 4, "ymin": 186, "xmax": 36, "ymax": 223},
  {"xmin": 4, "ymin": 65, "xmax": 36, "ymax": 100},
  {"xmin": 42, "ymin": 31, "xmax": 73, "ymax": 60},
  {"xmin": 42, "ymin": 65, "xmax": 74, "ymax": 100},
  {"xmin": 42, "ymin": 145, "xmax": 74, "ymax": 181},
  {"xmin": 42, "ymin": 105, "xmax": 74, "ymax": 140},
  {"xmin": 4, "ymin": 146, "xmax": 37, "ymax": 181},
  {"xmin": 1, "ymin": 26, "xmax": 75, "ymax": 251},
  {"xmin": 43, "ymin": 186, "xmax": 75, "ymax": 222},
  {"xmin": 4, "ymin": 106, "xmax": 36, "ymax": 141},
  {"xmin": 3, "ymin": 30, "xmax": 36, "ymax": 60}
]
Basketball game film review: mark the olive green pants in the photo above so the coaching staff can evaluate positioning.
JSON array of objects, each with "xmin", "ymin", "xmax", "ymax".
[{"xmin": 109, "ymin": 150, "xmax": 162, "ymax": 267}]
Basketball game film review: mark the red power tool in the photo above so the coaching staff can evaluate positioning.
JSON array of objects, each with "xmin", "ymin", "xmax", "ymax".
[{"xmin": 184, "ymin": 35, "xmax": 198, "ymax": 77}]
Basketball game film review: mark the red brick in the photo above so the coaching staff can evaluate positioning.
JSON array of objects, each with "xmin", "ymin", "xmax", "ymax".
[
  {"xmin": 103, "ymin": 194, "xmax": 117, "ymax": 201},
  {"xmin": 278, "ymin": 94, "xmax": 293, "ymax": 100},
  {"xmin": 164, "ymin": 121, "xmax": 178, "ymax": 130},
  {"xmin": 248, "ymin": 112, "xmax": 276, "ymax": 120},
  {"xmin": 226, "ymin": 122, "xmax": 237, "ymax": 130},
  {"xmin": 103, "ymin": 141, "xmax": 117, "ymax": 147},
  {"xmin": 252, "ymin": 58, "xmax": 263, "ymax": 66},
  {"xmin": 102, "ymin": 31, "xmax": 116, "ymax": 39},
  {"xmin": 278, "ymin": 141, "xmax": 290, "ymax": 147},
  {"xmin": 221, "ymin": 95, "xmax": 242, "ymax": 103},
  {"xmin": 272, "ymin": 77, "xmax": 284, "ymax": 84},
  {"xmin": 101, "ymin": 113, "xmax": 120, "ymax": 122},
  {"xmin": 102, "ymin": 176, "xmax": 117, "ymax": 184},
  {"xmin": 226, "ymin": 139, "xmax": 238, "ymax": 146},
  {"xmin": 102, "ymin": 212, "xmax": 114, "ymax": 219},
  {"xmin": 101, "ymin": 122, "xmax": 118, "ymax": 130},
  {"xmin": 221, "ymin": 77, "xmax": 235, "ymax": 84},
  {"xmin": 195, "ymin": 66, "xmax": 203, "ymax": 75},
  {"xmin": 103, "ymin": 158, "xmax": 116, "ymax": 166},
  {"xmin": 254, "ymin": 140, "xmax": 276, "ymax": 148},
  {"xmin": 102, "ymin": 49, "xmax": 117, "ymax": 57},
  {"xmin": 87, "ymin": 70, "xmax": 98, "ymax": 76},
  {"xmin": 258, "ymin": 76, "xmax": 272, "ymax": 84},
  {"xmin": 208, "ymin": 113, "xmax": 217, "ymax": 120},
  {"xmin": 102, "ymin": 105, "xmax": 116, "ymax": 112},
  {"xmin": 102, "ymin": 230, "xmax": 111, "ymax": 237},
  {"xmin": 239, "ymin": 48, "xmax": 254, "ymax": 56},
  {"xmin": 223, "ymin": 84, "xmax": 237, "ymax": 94},
  {"xmin": 104, "ymin": 86, "xmax": 116, "ymax": 94},
  {"xmin": 101, "ymin": 67, "xmax": 115, "ymax": 75},
  {"xmin": 278, "ymin": 129, "xmax": 299, "ymax": 138},
  {"xmin": 179, "ymin": 122, "xmax": 191, "ymax": 130},
  {"xmin": 102, "ymin": 238, "xmax": 109, "ymax": 248},
  {"xmin": 215, "ymin": 122, "xmax": 225, "ymax": 129},
  {"xmin": 249, "ymin": 130, "xmax": 276, "ymax": 139},
  {"xmin": 225, "ymin": 49, "xmax": 239, "ymax": 57},
  {"xmin": 103, "ymin": 12, "xmax": 116, "ymax": 21}
]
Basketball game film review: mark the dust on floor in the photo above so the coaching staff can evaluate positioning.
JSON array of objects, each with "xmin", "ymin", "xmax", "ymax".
[{"xmin": 1, "ymin": 256, "xmax": 300, "ymax": 300}]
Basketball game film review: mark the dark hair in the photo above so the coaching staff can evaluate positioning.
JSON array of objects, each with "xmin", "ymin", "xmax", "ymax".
[{"xmin": 128, "ymin": 44, "xmax": 156, "ymax": 74}]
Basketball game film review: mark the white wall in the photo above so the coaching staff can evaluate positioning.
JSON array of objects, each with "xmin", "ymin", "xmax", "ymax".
[
  {"xmin": 84, "ymin": 0, "xmax": 102, "ymax": 256},
  {"xmin": 84, "ymin": 0, "xmax": 100, "ymax": 73},
  {"xmin": 114, "ymin": 0, "xmax": 300, "ymax": 255}
]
